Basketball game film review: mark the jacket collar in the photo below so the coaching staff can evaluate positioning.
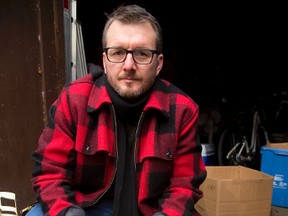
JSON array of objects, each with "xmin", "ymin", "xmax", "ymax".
[{"xmin": 87, "ymin": 72, "xmax": 170, "ymax": 118}]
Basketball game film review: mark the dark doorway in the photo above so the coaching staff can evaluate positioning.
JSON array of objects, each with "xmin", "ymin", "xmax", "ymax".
[{"xmin": 77, "ymin": 1, "xmax": 287, "ymax": 146}]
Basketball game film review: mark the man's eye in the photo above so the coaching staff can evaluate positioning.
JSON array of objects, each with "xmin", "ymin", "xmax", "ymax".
[
  {"xmin": 113, "ymin": 50, "xmax": 125, "ymax": 56},
  {"xmin": 134, "ymin": 50, "xmax": 149, "ymax": 57}
]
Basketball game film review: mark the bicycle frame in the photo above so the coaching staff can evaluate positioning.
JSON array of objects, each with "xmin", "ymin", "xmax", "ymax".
[
  {"xmin": 226, "ymin": 135, "xmax": 252, "ymax": 163},
  {"xmin": 218, "ymin": 109, "xmax": 269, "ymax": 168}
]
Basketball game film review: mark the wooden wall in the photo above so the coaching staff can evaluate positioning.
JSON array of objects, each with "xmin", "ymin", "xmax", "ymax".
[{"xmin": 0, "ymin": 0, "xmax": 65, "ymax": 211}]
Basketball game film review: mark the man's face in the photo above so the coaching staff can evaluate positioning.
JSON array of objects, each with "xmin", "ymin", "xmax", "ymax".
[{"xmin": 103, "ymin": 20, "xmax": 163, "ymax": 99}]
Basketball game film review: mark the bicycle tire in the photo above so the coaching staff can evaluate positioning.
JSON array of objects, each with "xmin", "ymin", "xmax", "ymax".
[
  {"xmin": 251, "ymin": 124, "xmax": 268, "ymax": 170},
  {"xmin": 249, "ymin": 110, "xmax": 269, "ymax": 169}
]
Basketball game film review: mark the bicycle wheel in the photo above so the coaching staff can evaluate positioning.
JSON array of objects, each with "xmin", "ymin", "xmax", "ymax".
[
  {"xmin": 249, "ymin": 110, "xmax": 269, "ymax": 170},
  {"xmin": 217, "ymin": 128, "xmax": 243, "ymax": 166},
  {"xmin": 250, "ymin": 124, "xmax": 268, "ymax": 170}
]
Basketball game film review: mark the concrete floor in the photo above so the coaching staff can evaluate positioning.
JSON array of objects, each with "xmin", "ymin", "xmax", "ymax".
[{"xmin": 271, "ymin": 206, "xmax": 288, "ymax": 216}]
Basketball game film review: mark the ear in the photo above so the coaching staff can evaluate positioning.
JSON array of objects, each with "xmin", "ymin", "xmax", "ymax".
[
  {"xmin": 156, "ymin": 54, "xmax": 164, "ymax": 76},
  {"xmin": 102, "ymin": 52, "xmax": 107, "ymax": 74}
]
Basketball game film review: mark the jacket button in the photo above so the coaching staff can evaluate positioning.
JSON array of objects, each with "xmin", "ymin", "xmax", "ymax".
[
  {"xmin": 86, "ymin": 146, "xmax": 91, "ymax": 152},
  {"xmin": 166, "ymin": 151, "xmax": 172, "ymax": 159}
]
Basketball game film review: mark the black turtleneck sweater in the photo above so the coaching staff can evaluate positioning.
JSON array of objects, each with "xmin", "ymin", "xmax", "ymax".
[{"xmin": 105, "ymin": 77, "xmax": 151, "ymax": 216}]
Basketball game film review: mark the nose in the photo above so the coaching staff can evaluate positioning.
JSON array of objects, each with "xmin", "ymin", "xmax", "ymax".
[{"xmin": 123, "ymin": 53, "xmax": 136, "ymax": 69}]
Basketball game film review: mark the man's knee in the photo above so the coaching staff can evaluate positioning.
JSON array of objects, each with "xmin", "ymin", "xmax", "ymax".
[{"xmin": 23, "ymin": 203, "xmax": 43, "ymax": 216}]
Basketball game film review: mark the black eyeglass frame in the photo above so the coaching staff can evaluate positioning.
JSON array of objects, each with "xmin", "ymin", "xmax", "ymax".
[{"xmin": 103, "ymin": 47, "xmax": 159, "ymax": 65}]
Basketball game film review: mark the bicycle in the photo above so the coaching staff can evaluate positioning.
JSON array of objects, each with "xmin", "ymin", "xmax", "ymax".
[{"xmin": 217, "ymin": 102, "xmax": 269, "ymax": 170}]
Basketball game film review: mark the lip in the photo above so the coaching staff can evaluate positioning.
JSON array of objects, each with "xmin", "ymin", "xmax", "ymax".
[{"xmin": 121, "ymin": 77, "xmax": 137, "ymax": 81}]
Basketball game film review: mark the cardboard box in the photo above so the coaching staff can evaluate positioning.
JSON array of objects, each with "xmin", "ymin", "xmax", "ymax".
[
  {"xmin": 195, "ymin": 166, "xmax": 273, "ymax": 216},
  {"xmin": 260, "ymin": 142, "xmax": 288, "ymax": 208}
]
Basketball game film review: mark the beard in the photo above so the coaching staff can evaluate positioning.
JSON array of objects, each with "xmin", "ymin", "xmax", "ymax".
[{"xmin": 106, "ymin": 72, "xmax": 155, "ymax": 100}]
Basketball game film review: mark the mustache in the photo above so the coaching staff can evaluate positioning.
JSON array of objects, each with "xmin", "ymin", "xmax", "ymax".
[{"xmin": 119, "ymin": 72, "xmax": 138, "ymax": 79}]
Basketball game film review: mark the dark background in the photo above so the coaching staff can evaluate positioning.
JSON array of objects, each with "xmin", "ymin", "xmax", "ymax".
[
  {"xmin": 77, "ymin": 1, "xmax": 287, "ymax": 144},
  {"xmin": 77, "ymin": 1, "xmax": 286, "ymax": 100}
]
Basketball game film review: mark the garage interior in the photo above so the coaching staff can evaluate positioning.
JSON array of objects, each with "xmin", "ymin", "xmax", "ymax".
[{"xmin": 76, "ymin": 1, "xmax": 287, "ymax": 146}]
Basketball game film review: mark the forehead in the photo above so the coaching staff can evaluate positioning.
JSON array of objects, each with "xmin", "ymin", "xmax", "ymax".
[{"xmin": 106, "ymin": 20, "xmax": 157, "ymax": 48}]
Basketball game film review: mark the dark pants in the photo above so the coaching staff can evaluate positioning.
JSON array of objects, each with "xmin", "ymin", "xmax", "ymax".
[{"xmin": 25, "ymin": 200, "xmax": 113, "ymax": 216}]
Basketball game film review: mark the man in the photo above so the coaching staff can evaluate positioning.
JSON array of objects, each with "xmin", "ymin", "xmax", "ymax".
[{"xmin": 25, "ymin": 4, "xmax": 206, "ymax": 216}]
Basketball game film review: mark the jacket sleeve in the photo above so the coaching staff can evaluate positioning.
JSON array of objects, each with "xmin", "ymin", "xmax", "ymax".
[
  {"xmin": 159, "ymin": 101, "xmax": 207, "ymax": 216},
  {"xmin": 31, "ymin": 87, "xmax": 79, "ymax": 215}
]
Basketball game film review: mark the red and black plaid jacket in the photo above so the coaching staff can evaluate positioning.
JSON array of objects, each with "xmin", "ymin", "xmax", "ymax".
[{"xmin": 31, "ymin": 70, "xmax": 207, "ymax": 216}]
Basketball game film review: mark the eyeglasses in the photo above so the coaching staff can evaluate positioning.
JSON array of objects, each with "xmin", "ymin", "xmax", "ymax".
[{"xmin": 104, "ymin": 47, "xmax": 159, "ymax": 65}]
